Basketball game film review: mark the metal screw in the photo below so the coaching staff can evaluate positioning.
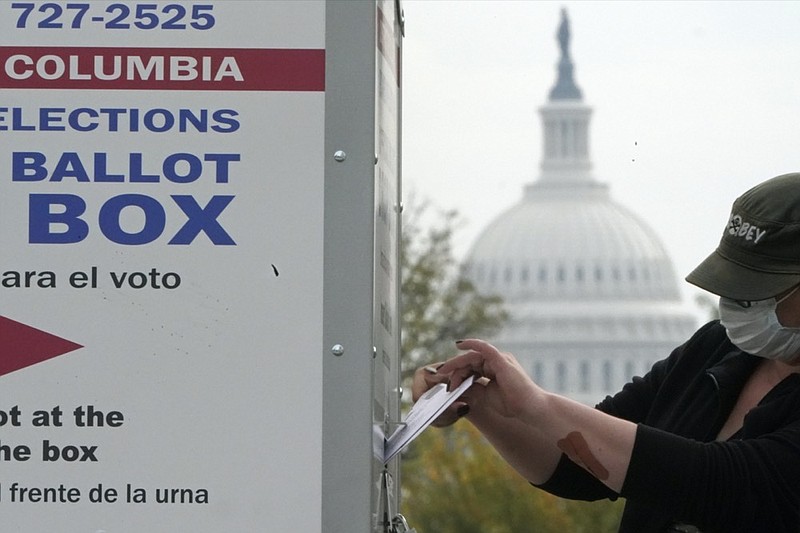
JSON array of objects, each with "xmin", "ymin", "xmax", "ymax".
[
  {"xmin": 333, "ymin": 150, "xmax": 347, "ymax": 162},
  {"xmin": 331, "ymin": 344, "xmax": 345, "ymax": 356}
]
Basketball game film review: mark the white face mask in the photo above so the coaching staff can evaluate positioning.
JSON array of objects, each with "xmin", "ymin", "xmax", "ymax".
[{"xmin": 718, "ymin": 287, "xmax": 800, "ymax": 362}]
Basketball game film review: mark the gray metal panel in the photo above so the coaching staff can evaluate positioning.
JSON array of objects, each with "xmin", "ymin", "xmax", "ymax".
[
  {"xmin": 373, "ymin": 0, "xmax": 404, "ymax": 527},
  {"xmin": 323, "ymin": 2, "xmax": 377, "ymax": 532}
]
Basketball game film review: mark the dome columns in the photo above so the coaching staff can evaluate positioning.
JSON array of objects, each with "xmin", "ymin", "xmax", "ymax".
[{"xmin": 539, "ymin": 102, "xmax": 593, "ymax": 183}]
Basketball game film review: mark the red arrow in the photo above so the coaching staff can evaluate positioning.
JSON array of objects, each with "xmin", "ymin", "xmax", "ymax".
[{"xmin": 0, "ymin": 316, "xmax": 82, "ymax": 377}]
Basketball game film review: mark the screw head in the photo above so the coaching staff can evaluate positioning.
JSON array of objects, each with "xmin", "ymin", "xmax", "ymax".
[
  {"xmin": 331, "ymin": 344, "xmax": 345, "ymax": 356},
  {"xmin": 333, "ymin": 150, "xmax": 347, "ymax": 162}
]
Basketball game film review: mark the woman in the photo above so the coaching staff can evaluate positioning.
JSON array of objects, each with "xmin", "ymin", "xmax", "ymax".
[{"xmin": 412, "ymin": 173, "xmax": 800, "ymax": 532}]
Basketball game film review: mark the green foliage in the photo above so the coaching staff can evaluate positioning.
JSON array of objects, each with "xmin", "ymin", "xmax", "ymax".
[
  {"xmin": 399, "ymin": 202, "xmax": 624, "ymax": 532},
  {"xmin": 400, "ymin": 202, "xmax": 507, "ymax": 381},
  {"xmin": 401, "ymin": 423, "xmax": 624, "ymax": 533}
]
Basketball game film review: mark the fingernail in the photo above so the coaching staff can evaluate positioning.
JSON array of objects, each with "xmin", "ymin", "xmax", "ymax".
[
  {"xmin": 456, "ymin": 405, "xmax": 470, "ymax": 418},
  {"xmin": 424, "ymin": 366, "xmax": 438, "ymax": 375},
  {"xmin": 455, "ymin": 339, "xmax": 464, "ymax": 344}
]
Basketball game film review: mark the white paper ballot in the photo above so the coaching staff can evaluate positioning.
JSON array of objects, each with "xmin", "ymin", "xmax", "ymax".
[{"xmin": 383, "ymin": 375, "xmax": 475, "ymax": 463}]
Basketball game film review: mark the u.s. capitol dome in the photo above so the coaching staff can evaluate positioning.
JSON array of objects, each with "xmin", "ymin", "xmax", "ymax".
[{"xmin": 463, "ymin": 10, "xmax": 697, "ymax": 404}]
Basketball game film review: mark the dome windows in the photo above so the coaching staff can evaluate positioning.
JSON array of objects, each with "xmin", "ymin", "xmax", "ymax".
[
  {"xmin": 557, "ymin": 265, "xmax": 567, "ymax": 283},
  {"xmin": 469, "ymin": 257, "xmax": 671, "ymax": 300},
  {"xmin": 538, "ymin": 266, "xmax": 548, "ymax": 282}
]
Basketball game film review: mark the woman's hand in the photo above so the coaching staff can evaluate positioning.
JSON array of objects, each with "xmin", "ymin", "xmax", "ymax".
[
  {"xmin": 439, "ymin": 339, "xmax": 543, "ymax": 420},
  {"xmin": 412, "ymin": 339, "xmax": 636, "ymax": 491},
  {"xmin": 411, "ymin": 363, "xmax": 469, "ymax": 427},
  {"xmin": 411, "ymin": 339, "xmax": 543, "ymax": 425}
]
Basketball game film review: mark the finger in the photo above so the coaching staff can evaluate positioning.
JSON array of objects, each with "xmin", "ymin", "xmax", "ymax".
[
  {"xmin": 439, "ymin": 353, "xmax": 483, "ymax": 391},
  {"xmin": 439, "ymin": 341, "xmax": 502, "ymax": 386},
  {"xmin": 457, "ymin": 381, "xmax": 486, "ymax": 405},
  {"xmin": 454, "ymin": 338, "xmax": 500, "ymax": 353},
  {"xmin": 432, "ymin": 378, "xmax": 490, "ymax": 427},
  {"xmin": 411, "ymin": 363, "xmax": 449, "ymax": 402}
]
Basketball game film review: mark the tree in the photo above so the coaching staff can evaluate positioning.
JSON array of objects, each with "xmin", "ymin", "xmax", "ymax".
[
  {"xmin": 401, "ymin": 423, "xmax": 625, "ymax": 533},
  {"xmin": 400, "ymin": 201, "xmax": 507, "ymax": 380},
  {"xmin": 402, "ymin": 424, "xmax": 574, "ymax": 533},
  {"xmin": 399, "ymin": 202, "xmax": 624, "ymax": 532}
]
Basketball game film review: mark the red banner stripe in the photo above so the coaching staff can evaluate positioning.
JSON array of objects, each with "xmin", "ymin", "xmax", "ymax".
[{"xmin": 0, "ymin": 47, "xmax": 325, "ymax": 91}]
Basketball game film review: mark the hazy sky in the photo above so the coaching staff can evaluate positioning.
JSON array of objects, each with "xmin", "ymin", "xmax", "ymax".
[{"xmin": 401, "ymin": 0, "xmax": 800, "ymax": 312}]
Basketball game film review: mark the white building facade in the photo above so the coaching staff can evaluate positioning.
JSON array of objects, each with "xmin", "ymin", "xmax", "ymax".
[{"xmin": 464, "ymin": 10, "xmax": 697, "ymax": 405}]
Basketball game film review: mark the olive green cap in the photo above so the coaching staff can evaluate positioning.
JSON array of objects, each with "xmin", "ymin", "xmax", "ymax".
[{"xmin": 686, "ymin": 173, "xmax": 800, "ymax": 300}]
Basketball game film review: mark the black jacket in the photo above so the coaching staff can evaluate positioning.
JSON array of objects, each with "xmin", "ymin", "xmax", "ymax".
[{"xmin": 538, "ymin": 320, "xmax": 800, "ymax": 532}]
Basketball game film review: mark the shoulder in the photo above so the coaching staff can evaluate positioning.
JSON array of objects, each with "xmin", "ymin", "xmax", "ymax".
[
  {"xmin": 596, "ymin": 321, "xmax": 742, "ymax": 418},
  {"xmin": 683, "ymin": 319, "xmax": 731, "ymax": 352},
  {"xmin": 667, "ymin": 320, "xmax": 739, "ymax": 370}
]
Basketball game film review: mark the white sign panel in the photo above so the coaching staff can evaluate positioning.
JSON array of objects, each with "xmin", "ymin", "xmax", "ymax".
[{"xmin": 0, "ymin": 1, "xmax": 326, "ymax": 530}]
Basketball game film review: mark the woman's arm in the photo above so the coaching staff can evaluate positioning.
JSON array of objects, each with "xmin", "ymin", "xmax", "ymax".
[{"xmin": 435, "ymin": 339, "xmax": 637, "ymax": 492}]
